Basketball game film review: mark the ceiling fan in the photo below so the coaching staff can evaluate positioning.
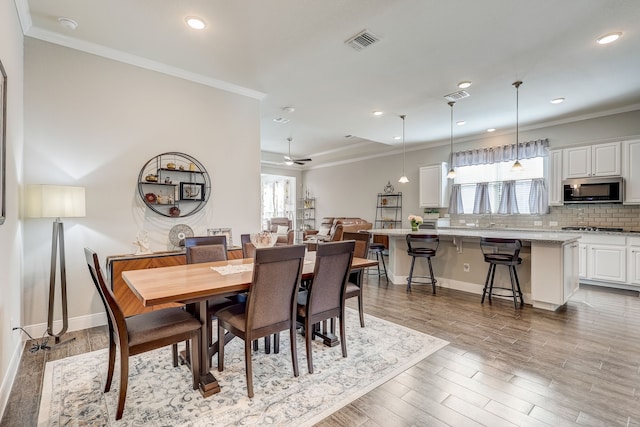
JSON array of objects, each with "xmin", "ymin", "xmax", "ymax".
[{"xmin": 284, "ymin": 137, "xmax": 312, "ymax": 165}]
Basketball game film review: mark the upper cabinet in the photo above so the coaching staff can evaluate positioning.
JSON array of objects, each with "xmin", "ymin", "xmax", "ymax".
[
  {"xmin": 622, "ymin": 139, "xmax": 640, "ymax": 204},
  {"xmin": 548, "ymin": 149, "xmax": 563, "ymax": 206},
  {"xmin": 562, "ymin": 142, "xmax": 620, "ymax": 179},
  {"xmin": 419, "ymin": 163, "xmax": 449, "ymax": 208}
]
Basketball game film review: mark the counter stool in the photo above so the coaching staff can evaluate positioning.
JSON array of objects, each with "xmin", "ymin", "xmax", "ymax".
[
  {"xmin": 368, "ymin": 242, "xmax": 388, "ymax": 284},
  {"xmin": 406, "ymin": 234, "xmax": 439, "ymax": 293},
  {"xmin": 480, "ymin": 237, "xmax": 524, "ymax": 309}
]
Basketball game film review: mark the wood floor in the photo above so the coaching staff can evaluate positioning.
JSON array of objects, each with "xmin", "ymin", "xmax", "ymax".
[{"xmin": 2, "ymin": 277, "xmax": 640, "ymax": 426}]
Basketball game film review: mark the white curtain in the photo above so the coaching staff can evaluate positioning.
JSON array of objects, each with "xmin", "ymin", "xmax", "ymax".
[
  {"xmin": 448, "ymin": 184, "xmax": 464, "ymax": 214},
  {"xmin": 453, "ymin": 138, "xmax": 549, "ymax": 167},
  {"xmin": 529, "ymin": 178, "xmax": 549, "ymax": 215},
  {"xmin": 473, "ymin": 183, "xmax": 492, "ymax": 214},
  {"xmin": 497, "ymin": 180, "xmax": 519, "ymax": 214}
]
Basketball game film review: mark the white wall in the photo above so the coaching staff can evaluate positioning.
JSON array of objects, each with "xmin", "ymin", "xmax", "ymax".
[
  {"xmin": 22, "ymin": 39, "xmax": 262, "ymax": 332},
  {"xmin": 304, "ymin": 110, "xmax": 640, "ymax": 225},
  {"xmin": 0, "ymin": 0, "xmax": 25, "ymax": 418}
]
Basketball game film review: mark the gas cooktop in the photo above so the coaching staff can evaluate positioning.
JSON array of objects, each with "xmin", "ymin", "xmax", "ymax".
[{"xmin": 561, "ymin": 226, "xmax": 625, "ymax": 232}]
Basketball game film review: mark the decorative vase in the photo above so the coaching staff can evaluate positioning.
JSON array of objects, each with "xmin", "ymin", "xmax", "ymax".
[{"xmin": 411, "ymin": 221, "xmax": 419, "ymax": 231}]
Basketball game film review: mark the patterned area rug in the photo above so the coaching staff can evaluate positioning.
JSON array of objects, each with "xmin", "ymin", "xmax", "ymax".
[{"xmin": 38, "ymin": 309, "xmax": 448, "ymax": 426}]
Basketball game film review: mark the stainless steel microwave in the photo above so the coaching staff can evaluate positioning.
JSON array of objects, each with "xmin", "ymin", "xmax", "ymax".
[{"xmin": 562, "ymin": 177, "xmax": 623, "ymax": 204}]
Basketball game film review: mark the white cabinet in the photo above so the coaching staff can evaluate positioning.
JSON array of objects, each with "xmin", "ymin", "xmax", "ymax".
[
  {"xmin": 419, "ymin": 163, "xmax": 449, "ymax": 208},
  {"xmin": 622, "ymin": 139, "xmax": 640, "ymax": 204},
  {"xmin": 531, "ymin": 240, "xmax": 579, "ymax": 309},
  {"xmin": 579, "ymin": 234, "xmax": 627, "ymax": 284},
  {"xmin": 563, "ymin": 241, "xmax": 580, "ymax": 302},
  {"xmin": 548, "ymin": 149, "xmax": 563, "ymax": 206},
  {"xmin": 628, "ymin": 237, "xmax": 640, "ymax": 286},
  {"xmin": 563, "ymin": 142, "xmax": 620, "ymax": 179}
]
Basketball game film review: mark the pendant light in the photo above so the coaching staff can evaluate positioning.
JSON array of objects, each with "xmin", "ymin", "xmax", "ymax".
[
  {"xmin": 512, "ymin": 80, "xmax": 523, "ymax": 171},
  {"xmin": 398, "ymin": 115, "xmax": 409, "ymax": 183},
  {"xmin": 447, "ymin": 101, "xmax": 456, "ymax": 179}
]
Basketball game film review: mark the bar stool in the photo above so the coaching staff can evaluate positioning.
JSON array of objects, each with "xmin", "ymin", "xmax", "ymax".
[
  {"xmin": 406, "ymin": 234, "xmax": 439, "ymax": 293},
  {"xmin": 480, "ymin": 238, "xmax": 524, "ymax": 309},
  {"xmin": 363, "ymin": 232, "xmax": 388, "ymax": 284}
]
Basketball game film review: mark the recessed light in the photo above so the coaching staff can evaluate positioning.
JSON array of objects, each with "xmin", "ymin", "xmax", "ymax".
[
  {"xmin": 550, "ymin": 97, "xmax": 565, "ymax": 104},
  {"xmin": 596, "ymin": 32, "xmax": 622, "ymax": 45},
  {"xmin": 57, "ymin": 17, "xmax": 78, "ymax": 30},
  {"xmin": 282, "ymin": 106, "xmax": 295, "ymax": 113},
  {"xmin": 372, "ymin": 111, "xmax": 383, "ymax": 116},
  {"xmin": 457, "ymin": 81, "xmax": 472, "ymax": 89},
  {"xmin": 272, "ymin": 117, "xmax": 290, "ymax": 124},
  {"xmin": 393, "ymin": 136, "xmax": 401, "ymax": 140},
  {"xmin": 456, "ymin": 120, "xmax": 466, "ymax": 126},
  {"xmin": 487, "ymin": 128, "xmax": 496, "ymax": 133},
  {"xmin": 186, "ymin": 17, "xmax": 206, "ymax": 30}
]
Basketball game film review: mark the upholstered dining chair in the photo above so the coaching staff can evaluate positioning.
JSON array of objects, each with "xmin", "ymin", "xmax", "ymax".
[
  {"xmin": 341, "ymin": 231, "xmax": 369, "ymax": 327},
  {"xmin": 240, "ymin": 233, "xmax": 256, "ymax": 259},
  {"xmin": 216, "ymin": 245, "xmax": 306, "ymax": 398},
  {"xmin": 84, "ymin": 248, "xmax": 202, "ymax": 420},
  {"xmin": 297, "ymin": 240, "xmax": 355, "ymax": 374}
]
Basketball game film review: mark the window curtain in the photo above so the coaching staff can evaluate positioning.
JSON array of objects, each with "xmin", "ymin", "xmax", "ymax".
[
  {"xmin": 448, "ymin": 184, "xmax": 464, "ymax": 214},
  {"xmin": 473, "ymin": 183, "xmax": 492, "ymax": 214},
  {"xmin": 452, "ymin": 138, "xmax": 549, "ymax": 167},
  {"xmin": 497, "ymin": 180, "xmax": 519, "ymax": 214},
  {"xmin": 529, "ymin": 178, "xmax": 549, "ymax": 215}
]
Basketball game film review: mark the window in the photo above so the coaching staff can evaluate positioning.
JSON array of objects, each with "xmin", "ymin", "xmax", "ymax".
[
  {"xmin": 261, "ymin": 174, "xmax": 296, "ymax": 229},
  {"xmin": 454, "ymin": 157, "xmax": 544, "ymax": 214}
]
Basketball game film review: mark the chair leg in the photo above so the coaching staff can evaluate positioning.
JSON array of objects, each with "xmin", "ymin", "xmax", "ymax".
[
  {"xmin": 488, "ymin": 264, "xmax": 497, "ymax": 302},
  {"xmin": 289, "ymin": 326, "xmax": 299, "ymax": 377},
  {"xmin": 274, "ymin": 333, "xmax": 280, "ymax": 354},
  {"xmin": 427, "ymin": 257, "xmax": 436, "ymax": 294},
  {"xmin": 171, "ymin": 344, "xmax": 179, "ymax": 367},
  {"xmin": 264, "ymin": 336, "xmax": 271, "ymax": 354},
  {"xmin": 357, "ymin": 292, "xmax": 365, "ymax": 327},
  {"xmin": 379, "ymin": 252, "xmax": 388, "ymax": 283},
  {"xmin": 115, "ymin": 348, "xmax": 129, "ymax": 421},
  {"xmin": 407, "ymin": 257, "xmax": 416, "ymax": 292},
  {"xmin": 252, "ymin": 340, "xmax": 258, "ymax": 352},
  {"xmin": 514, "ymin": 265, "xmax": 524, "ymax": 306},
  {"xmin": 305, "ymin": 318, "xmax": 314, "ymax": 374},
  {"xmin": 481, "ymin": 263, "xmax": 492, "ymax": 303},
  {"xmin": 217, "ymin": 323, "xmax": 225, "ymax": 372},
  {"xmin": 104, "ymin": 337, "xmax": 116, "ymax": 393},
  {"xmin": 189, "ymin": 333, "xmax": 200, "ymax": 390},
  {"xmin": 340, "ymin": 308, "xmax": 347, "ymax": 358},
  {"xmin": 245, "ymin": 339, "xmax": 254, "ymax": 398}
]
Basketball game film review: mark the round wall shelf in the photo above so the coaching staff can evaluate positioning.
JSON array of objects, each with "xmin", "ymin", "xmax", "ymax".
[{"xmin": 137, "ymin": 152, "xmax": 211, "ymax": 218}]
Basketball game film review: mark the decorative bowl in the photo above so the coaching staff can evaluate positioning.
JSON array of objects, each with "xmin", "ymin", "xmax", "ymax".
[{"xmin": 250, "ymin": 231, "xmax": 278, "ymax": 248}]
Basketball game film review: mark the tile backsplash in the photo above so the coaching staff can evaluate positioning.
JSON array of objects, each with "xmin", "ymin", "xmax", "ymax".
[{"xmin": 446, "ymin": 203, "xmax": 640, "ymax": 232}]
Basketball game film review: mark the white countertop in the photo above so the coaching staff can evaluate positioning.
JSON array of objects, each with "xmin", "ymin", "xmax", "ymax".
[{"xmin": 370, "ymin": 228, "xmax": 581, "ymax": 243}]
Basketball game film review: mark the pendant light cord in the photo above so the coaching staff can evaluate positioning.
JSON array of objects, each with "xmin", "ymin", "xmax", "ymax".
[
  {"xmin": 513, "ymin": 81, "xmax": 522, "ymax": 163},
  {"xmin": 449, "ymin": 101, "xmax": 455, "ymax": 165},
  {"xmin": 401, "ymin": 115, "xmax": 406, "ymax": 173}
]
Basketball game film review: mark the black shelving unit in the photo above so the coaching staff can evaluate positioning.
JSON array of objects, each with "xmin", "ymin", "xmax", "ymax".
[{"xmin": 374, "ymin": 193, "xmax": 402, "ymax": 229}]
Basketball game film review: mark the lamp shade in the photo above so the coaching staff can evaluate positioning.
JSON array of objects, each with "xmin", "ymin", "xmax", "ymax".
[{"xmin": 26, "ymin": 185, "xmax": 86, "ymax": 218}]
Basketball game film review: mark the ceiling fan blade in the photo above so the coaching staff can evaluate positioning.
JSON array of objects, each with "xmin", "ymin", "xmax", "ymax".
[
  {"xmin": 294, "ymin": 161, "xmax": 305, "ymax": 165},
  {"xmin": 293, "ymin": 158, "xmax": 312, "ymax": 162}
]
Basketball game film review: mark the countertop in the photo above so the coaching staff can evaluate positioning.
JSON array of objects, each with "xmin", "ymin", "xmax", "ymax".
[{"xmin": 370, "ymin": 227, "xmax": 581, "ymax": 243}]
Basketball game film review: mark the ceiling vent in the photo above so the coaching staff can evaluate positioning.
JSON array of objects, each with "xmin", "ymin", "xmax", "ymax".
[
  {"xmin": 272, "ymin": 117, "xmax": 290, "ymax": 124},
  {"xmin": 345, "ymin": 29, "xmax": 380, "ymax": 51},
  {"xmin": 444, "ymin": 90, "xmax": 471, "ymax": 102}
]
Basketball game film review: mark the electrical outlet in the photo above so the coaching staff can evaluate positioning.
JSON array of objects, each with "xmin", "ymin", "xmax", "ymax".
[
  {"xmin": 463, "ymin": 263, "xmax": 470, "ymax": 272},
  {"xmin": 534, "ymin": 221, "xmax": 542, "ymax": 226},
  {"xmin": 549, "ymin": 221, "xmax": 558, "ymax": 226}
]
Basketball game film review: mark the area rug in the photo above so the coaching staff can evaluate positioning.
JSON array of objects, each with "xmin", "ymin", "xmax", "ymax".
[{"xmin": 38, "ymin": 309, "xmax": 448, "ymax": 426}]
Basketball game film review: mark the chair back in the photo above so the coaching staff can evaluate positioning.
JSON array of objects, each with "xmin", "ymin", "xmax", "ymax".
[
  {"xmin": 84, "ymin": 248, "xmax": 127, "ymax": 342},
  {"xmin": 245, "ymin": 245, "xmax": 306, "ymax": 332},
  {"xmin": 342, "ymin": 231, "xmax": 369, "ymax": 259},
  {"xmin": 406, "ymin": 234, "xmax": 439, "ymax": 255},
  {"xmin": 240, "ymin": 233, "xmax": 256, "ymax": 259},
  {"xmin": 305, "ymin": 240, "xmax": 355, "ymax": 319},
  {"xmin": 185, "ymin": 236, "xmax": 227, "ymax": 263},
  {"xmin": 480, "ymin": 237, "xmax": 522, "ymax": 261}
]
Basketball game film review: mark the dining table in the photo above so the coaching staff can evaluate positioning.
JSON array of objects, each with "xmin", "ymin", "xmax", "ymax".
[{"xmin": 121, "ymin": 251, "xmax": 379, "ymax": 397}]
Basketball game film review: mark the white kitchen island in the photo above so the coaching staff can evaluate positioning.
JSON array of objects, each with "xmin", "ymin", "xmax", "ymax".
[{"xmin": 370, "ymin": 228, "xmax": 581, "ymax": 311}]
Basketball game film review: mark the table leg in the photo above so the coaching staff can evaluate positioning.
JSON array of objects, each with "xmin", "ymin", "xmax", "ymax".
[{"xmin": 193, "ymin": 300, "xmax": 221, "ymax": 397}]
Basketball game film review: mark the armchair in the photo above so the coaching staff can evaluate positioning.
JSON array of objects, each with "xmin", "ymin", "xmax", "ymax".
[
  {"xmin": 267, "ymin": 217, "xmax": 295, "ymax": 245},
  {"xmin": 304, "ymin": 217, "xmax": 372, "ymax": 250}
]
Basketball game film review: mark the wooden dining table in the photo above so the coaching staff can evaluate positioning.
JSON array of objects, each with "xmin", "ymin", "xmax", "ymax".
[{"xmin": 121, "ymin": 252, "xmax": 378, "ymax": 397}]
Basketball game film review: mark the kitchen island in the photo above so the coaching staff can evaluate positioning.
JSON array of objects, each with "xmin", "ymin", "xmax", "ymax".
[{"xmin": 370, "ymin": 228, "xmax": 581, "ymax": 311}]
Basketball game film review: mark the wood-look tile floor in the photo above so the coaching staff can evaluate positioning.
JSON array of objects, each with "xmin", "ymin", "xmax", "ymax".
[{"xmin": 3, "ymin": 278, "xmax": 640, "ymax": 426}]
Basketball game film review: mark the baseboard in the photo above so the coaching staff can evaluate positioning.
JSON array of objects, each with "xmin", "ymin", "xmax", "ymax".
[
  {"xmin": 22, "ymin": 312, "xmax": 108, "ymax": 340},
  {"xmin": 0, "ymin": 338, "xmax": 25, "ymax": 421}
]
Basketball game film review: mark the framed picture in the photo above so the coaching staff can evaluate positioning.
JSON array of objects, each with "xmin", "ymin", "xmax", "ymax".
[
  {"xmin": 207, "ymin": 227, "xmax": 233, "ymax": 247},
  {"xmin": 0, "ymin": 59, "xmax": 7, "ymax": 225},
  {"xmin": 180, "ymin": 182, "xmax": 205, "ymax": 201}
]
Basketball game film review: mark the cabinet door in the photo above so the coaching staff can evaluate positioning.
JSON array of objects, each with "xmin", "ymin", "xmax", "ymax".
[
  {"xmin": 563, "ymin": 242, "xmax": 579, "ymax": 300},
  {"xmin": 592, "ymin": 142, "xmax": 620, "ymax": 176},
  {"xmin": 419, "ymin": 164, "xmax": 449, "ymax": 208},
  {"xmin": 548, "ymin": 149, "xmax": 563, "ymax": 206},
  {"xmin": 563, "ymin": 146, "xmax": 591, "ymax": 179},
  {"xmin": 623, "ymin": 139, "xmax": 640, "ymax": 204},
  {"xmin": 628, "ymin": 246, "xmax": 640, "ymax": 285},
  {"xmin": 588, "ymin": 244, "xmax": 626, "ymax": 283},
  {"xmin": 578, "ymin": 243, "xmax": 587, "ymax": 279}
]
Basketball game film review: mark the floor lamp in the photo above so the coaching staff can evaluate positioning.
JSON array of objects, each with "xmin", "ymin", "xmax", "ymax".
[{"xmin": 26, "ymin": 184, "xmax": 86, "ymax": 346}]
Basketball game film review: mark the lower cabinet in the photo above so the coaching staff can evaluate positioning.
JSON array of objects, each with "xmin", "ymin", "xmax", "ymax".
[
  {"xmin": 563, "ymin": 241, "xmax": 580, "ymax": 301},
  {"xmin": 628, "ymin": 238, "xmax": 640, "ymax": 285},
  {"xmin": 578, "ymin": 234, "xmax": 628, "ymax": 286}
]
